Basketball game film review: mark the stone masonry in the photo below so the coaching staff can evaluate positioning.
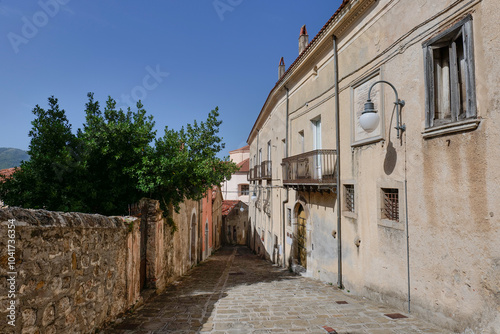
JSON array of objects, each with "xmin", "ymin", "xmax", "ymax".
[
  {"xmin": 0, "ymin": 207, "xmax": 141, "ymax": 334},
  {"xmin": 0, "ymin": 198, "xmax": 205, "ymax": 334}
]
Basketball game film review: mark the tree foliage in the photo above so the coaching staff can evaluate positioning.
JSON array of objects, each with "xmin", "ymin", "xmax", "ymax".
[
  {"xmin": 136, "ymin": 107, "xmax": 237, "ymax": 213},
  {"xmin": 0, "ymin": 94, "xmax": 237, "ymax": 216}
]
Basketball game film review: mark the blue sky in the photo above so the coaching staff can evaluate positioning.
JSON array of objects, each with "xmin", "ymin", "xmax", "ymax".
[{"xmin": 0, "ymin": 0, "xmax": 342, "ymax": 157}]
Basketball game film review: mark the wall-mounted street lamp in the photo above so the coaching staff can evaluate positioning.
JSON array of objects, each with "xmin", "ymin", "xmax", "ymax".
[
  {"xmin": 359, "ymin": 80, "xmax": 405, "ymax": 139},
  {"xmin": 359, "ymin": 80, "xmax": 411, "ymax": 313},
  {"xmin": 251, "ymin": 191, "xmax": 257, "ymax": 202}
]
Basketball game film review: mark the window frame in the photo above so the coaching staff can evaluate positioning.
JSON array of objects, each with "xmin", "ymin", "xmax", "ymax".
[
  {"xmin": 423, "ymin": 15, "xmax": 477, "ymax": 131},
  {"xmin": 342, "ymin": 181, "xmax": 357, "ymax": 219},
  {"xmin": 377, "ymin": 180, "xmax": 404, "ymax": 230},
  {"xmin": 381, "ymin": 188, "xmax": 399, "ymax": 222},
  {"xmin": 344, "ymin": 184, "xmax": 355, "ymax": 213},
  {"xmin": 239, "ymin": 184, "xmax": 249, "ymax": 196}
]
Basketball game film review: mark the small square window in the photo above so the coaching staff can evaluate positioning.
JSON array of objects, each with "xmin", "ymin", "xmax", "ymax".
[
  {"xmin": 344, "ymin": 184, "xmax": 355, "ymax": 212},
  {"xmin": 239, "ymin": 184, "xmax": 249, "ymax": 196},
  {"xmin": 381, "ymin": 188, "xmax": 399, "ymax": 222}
]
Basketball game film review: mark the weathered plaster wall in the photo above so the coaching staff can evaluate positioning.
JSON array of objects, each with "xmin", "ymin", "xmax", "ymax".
[
  {"xmin": 0, "ymin": 208, "xmax": 140, "ymax": 334},
  {"xmin": 248, "ymin": 0, "xmax": 499, "ymax": 332},
  {"xmin": 336, "ymin": 1, "xmax": 500, "ymax": 332},
  {"xmin": 222, "ymin": 173, "xmax": 249, "ymax": 202}
]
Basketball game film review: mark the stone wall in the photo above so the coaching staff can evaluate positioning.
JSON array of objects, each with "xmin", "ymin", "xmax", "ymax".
[
  {"xmin": 0, "ymin": 207, "xmax": 141, "ymax": 334},
  {"xmin": 139, "ymin": 198, "xmax": 200, "ymax": 293},
  {"xmin": 0, "ymin": 198, "xmax": 208, "ymax": 334}
]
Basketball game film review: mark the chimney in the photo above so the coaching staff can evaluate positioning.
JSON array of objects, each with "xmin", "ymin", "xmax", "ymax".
[
  {"xmin": 299, "ymin": 25, "xmax": 309, "ymax": 54},
  {"xmin": 279, "ymin": 57, "xmax": 285, "ymax": 79}
]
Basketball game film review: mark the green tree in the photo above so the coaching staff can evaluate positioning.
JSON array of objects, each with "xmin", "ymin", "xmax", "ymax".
[
  {"xmin": 0, "ymin": 97, "xmax": 80, "ymax": 211},
  {"xmin": 136, "ymin": 107, "xmax": 238, "ymax": 213},
  {"xmin": 77, "ymin": 93, "xmax": 156, "ymax": 215},
  {"xmin": 0, "ymin": 95, "xmax": 237, "ymax": 218}
]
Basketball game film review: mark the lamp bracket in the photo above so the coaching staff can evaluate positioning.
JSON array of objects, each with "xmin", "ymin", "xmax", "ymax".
[{"xmin": 395, "ymin": 124, "xmax": 406, "ymax": 132}]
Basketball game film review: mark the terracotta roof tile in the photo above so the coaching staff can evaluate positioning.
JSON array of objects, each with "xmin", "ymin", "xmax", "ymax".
[
  {"xmin": 237, "ymin": 158, "xmax": 249, "ymax": 172},
  {"xmin": 229, "ymin": 145, "xmax": 250, "ymax": 154},
  {"xmin": 222, "ymin": 200, "xmax": 240, "ymax": 216},
  {"xmin": 0, "ymin": 167, "xmax": 18, "ymax": 181}
]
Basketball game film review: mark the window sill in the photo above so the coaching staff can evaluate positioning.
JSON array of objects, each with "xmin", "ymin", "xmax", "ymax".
[
  {"xmin": 378, "ymin": 218, "xmax": 404, "ymax": 230},
  {"xmin": 422, "ymin": 119, "xmax": 480, "ymax": 139},
  {"xmin": 342, "ymin": 211, "xmax": 357, "ymax": 220}
]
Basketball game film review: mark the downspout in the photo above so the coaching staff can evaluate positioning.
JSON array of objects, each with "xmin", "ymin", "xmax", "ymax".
[
  {"xmin": 333, "ymin": 35, "xmax": 343, "ymax": 289},
  {"xmin": 254, "ymin": 130, "xmax": 260, "ymax": 253},
  {"xmin": 282, "ymin": 86, "xmax": 290, "ymax": 268}
]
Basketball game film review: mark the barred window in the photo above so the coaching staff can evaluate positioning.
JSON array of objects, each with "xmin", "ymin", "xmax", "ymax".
[
  {"xmin": 382, "ymin": 188, "xmax": 399, "ymax": 222},
  {"xmin": 344, "ymin": 184, "xmax": 355, "ymax": 212}
]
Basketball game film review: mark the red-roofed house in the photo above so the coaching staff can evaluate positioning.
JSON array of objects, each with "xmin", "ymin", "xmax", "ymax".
[{"xmin": 222, "ymin": 145, "xmax": 250, "ymax": 203}]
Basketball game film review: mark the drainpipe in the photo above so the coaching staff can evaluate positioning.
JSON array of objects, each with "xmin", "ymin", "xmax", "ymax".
[
  {"xmin": 333, "ymin": 35, "xmax": 343, "ymax": 289},
  {"xmin": 282, "ymin": 86, "xmax": 290, "ymax": 268},
  {"xmin": 253, "ymin": 130, "xmax": 260, "ymax": 253}
]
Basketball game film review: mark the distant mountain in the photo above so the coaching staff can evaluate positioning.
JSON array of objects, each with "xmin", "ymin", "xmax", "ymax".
[{"xmin": 0, "ymin": 148, "xmax": 30, "ymax": 169}]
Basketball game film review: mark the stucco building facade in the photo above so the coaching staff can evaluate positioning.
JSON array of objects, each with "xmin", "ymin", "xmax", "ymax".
[
  {"xmin": 200, "ymin": 186, "xmax": 223, "ymax": 261},
  {"xmin": 222, "ymin": 145, "xmax": 250, "ymax": 204},
  {"xmin": 246, "ymin": 0, "xmax": 500, "ymax": 332}
]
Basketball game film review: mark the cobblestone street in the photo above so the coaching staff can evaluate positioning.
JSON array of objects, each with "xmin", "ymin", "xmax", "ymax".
[{"xmin": 103, "ymin": 246, "xmax": 452, "ymax": 334}]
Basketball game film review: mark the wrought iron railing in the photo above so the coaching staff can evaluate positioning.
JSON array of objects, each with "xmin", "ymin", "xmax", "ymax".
[
  {"xmin": 282, "ymin": 149, "xmax": 337, "ymax": 186},
  {"xmin": 248, "ymin": 168, "xmax": 254, "ymax": 181},
  {"xmin": 253, "ymin": 165, "xmax": 261, "ymax": 180},
  {"xmin": 261, "ymin": 160, "xmax": 272, "ymax": 180}
]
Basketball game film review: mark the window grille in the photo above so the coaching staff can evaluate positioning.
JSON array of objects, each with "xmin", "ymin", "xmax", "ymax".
[
  {"xmin": 382, "ymin": 188, "xmax": 399, "ymax": 222},
  {"xmin": 344, "ymin": 184, "xmax": 355, "ymax": 212}
]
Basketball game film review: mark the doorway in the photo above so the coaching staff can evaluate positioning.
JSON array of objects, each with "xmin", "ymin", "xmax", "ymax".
[{"xmin": 296, "ymin": 204, "xmax": 307, "ymax": 268}]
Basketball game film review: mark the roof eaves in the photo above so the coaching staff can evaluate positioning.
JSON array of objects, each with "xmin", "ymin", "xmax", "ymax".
[{"xmin": 247, "ymin": 0, "xmax": 352, "ymax": 145}]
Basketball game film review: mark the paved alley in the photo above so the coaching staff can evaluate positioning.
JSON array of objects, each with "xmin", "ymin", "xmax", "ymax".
[{"xmin": 103, "ymin": 246, "xmax": 452, "ymax": 334}]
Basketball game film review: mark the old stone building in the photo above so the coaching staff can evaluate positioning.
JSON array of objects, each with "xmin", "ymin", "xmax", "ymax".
[
  {"xmin": 221, "ymin": 200, "xmax": 249, "ymax": 245},
  {"xmin": 247, "ymin": 0, "xmax": 500, "ymax": 332}
]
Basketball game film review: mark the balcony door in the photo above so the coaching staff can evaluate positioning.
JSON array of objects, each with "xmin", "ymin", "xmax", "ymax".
[{"xmin": 312, "ymin": 118, "xmax": 322, "ymax": 179}]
